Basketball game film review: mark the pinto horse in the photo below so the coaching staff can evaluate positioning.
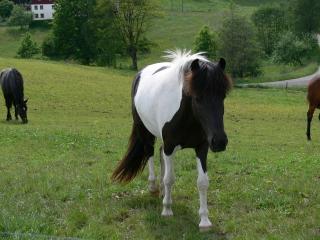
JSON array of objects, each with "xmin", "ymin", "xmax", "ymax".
[
  {"xmin": 306, "ymin": 75, "xmax": 320, "ymax": 140},
  {"xmin": 112, "ymin": 50, "xmax": 231, "ymax": 230},
  {"xmin": 0, "ymin": 68, "xmax": 28, "ymax": 123}
]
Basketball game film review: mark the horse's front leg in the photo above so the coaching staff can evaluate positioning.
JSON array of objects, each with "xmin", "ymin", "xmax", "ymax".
[
  {"xmin": 161, "ymin": 146, "xmax": 178, "ymax": 216},
  {"xmin": 5, "ymin": 97, "xmax": 12, "ymax": 121},
  {"xmin": 307, "ymin": 105, "xmax": 315, "ymax": 140},
  {"xmin": 196, "ymin": 144, "xmax": 212, "ymax": 231}
]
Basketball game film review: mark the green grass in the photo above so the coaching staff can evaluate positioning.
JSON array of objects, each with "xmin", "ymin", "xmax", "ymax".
[
  {"xmin": 0, "ymin": 57, "xmax": 319, "ymax": 239},
  {"xmin": 0, "ymin": 26, "xmax": 49, "ymax": 58}
]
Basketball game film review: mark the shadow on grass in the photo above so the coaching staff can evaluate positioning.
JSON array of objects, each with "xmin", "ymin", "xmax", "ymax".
[
  {"xmin": 0, "ymin": 119, "xmax": 25, "ymax": 125},
  {"xmin": 124, "ymin": 194, "xmax": 228, "ymax": 240}
]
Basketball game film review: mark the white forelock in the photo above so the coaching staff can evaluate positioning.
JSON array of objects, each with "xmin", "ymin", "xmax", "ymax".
[{"xmin": 163, "ymin": 49, "xmax": 209, "ymax": 77}]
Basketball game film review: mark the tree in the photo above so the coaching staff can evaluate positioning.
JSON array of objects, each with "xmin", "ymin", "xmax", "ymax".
[
  {"xmin": 42, "ymin": 33, "xmax": 56, "ymax": 58},
  {"xmin": 112, "ymin": 0, "xmax": 158, "ymax": 70},
  {"xmin": 0, "ymin": 0, "xmax": 14, "ymax": 20},
  {"xmin": 194, "ymin": 25, "xmax": 217, "ymax": 59},
  {"xmin": 90, "ymin": 0, "xmax": 123, "ymax": 66},
  {"xmin": 272, "ymin": 31, "xmax": 311, "ymax": 65},
  {"xmin": 8, "ymin": 5, "xmax": 32, "ymax": 29},
  {"xmin": 17, "ymin": 32, "xmax": 39, "ymax": 58},
  {"xmin": 291, "ymin": 0, "xmax": 320, "ymax": 34},
  {"xmin": 218, "ymin": 9, "xmax": 261, "ymax": 78},
  {"xmin": 52, "ymin": 0, "xmax": 96, "ymax": 64},
  {"xmin": 252, "ymin": 6, "xmax": 287, "ymax": 56}
]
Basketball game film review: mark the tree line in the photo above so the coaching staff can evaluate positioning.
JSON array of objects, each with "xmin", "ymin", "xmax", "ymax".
[
  {"xmin": 194, "ymin": 0, "xmax": 320, "ymax": 78},
  {"xmin": 42, "ymin": 0, "xmax": 158, "ymax": 70}
]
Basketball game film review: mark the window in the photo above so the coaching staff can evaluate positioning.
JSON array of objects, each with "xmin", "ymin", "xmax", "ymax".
[
  {"xmin": 35, "ymin": 14, "xmax": 38, "ymax": 18},
  {"xmin": 40, "ymin": 14, "xmax": 44, "ymax": 18},
  {"xmin": 40, "ymin": 5, "xmax": 43, "ymax": 10},
  {"xmin": 34, "ymin": 5, "xmax": 38, "ymax": 10}
]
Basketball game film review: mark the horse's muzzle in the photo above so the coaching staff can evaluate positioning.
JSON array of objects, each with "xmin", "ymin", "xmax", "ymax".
[{"xmin": 210, "ymin": 137, "xmax": 228, "ymax": 152}]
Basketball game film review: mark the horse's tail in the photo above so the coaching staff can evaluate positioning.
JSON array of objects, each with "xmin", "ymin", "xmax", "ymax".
[{"xmin": 111, "ymin": 121, "xmax": 155, "ymax": 183}]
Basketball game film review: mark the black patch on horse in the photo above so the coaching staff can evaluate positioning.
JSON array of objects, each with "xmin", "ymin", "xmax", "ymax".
[{"xmin": 152, "ymin": 66, "xmax": 169, "ymax": 75}]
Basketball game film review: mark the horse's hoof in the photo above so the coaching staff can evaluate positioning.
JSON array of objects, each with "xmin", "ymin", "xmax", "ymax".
[
  {"xmin": 199, "ymin": 219, "xmax": 213, "ymax": 232},
  {"xmin": 148, "ymin": 180, "xmax": 159, "ymax": 195},
  {"xmin": 199, "ymin": 225, "xmax": 212, "ymax": 233},
  {"xmin": 161, "ymin": 208, "xmax": 173, "ymax": 217}
]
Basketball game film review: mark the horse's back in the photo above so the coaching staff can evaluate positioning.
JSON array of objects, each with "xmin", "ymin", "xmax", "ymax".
[
  {"xmin": 0, "ymin": 68, "xmax": 24, "ymax": 99},
  {"xmin": 134, "ymin": 62, "xmax": 183, "ymax": 138}
]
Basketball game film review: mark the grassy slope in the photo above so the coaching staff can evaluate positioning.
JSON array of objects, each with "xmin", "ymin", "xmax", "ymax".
[
  {"xmin": 0, "ymin": 58, "xmax": 319, "ymax": 239},
  {"xmin": 0, "ymin": 0, "xmax": 318, "ymax": 83}
]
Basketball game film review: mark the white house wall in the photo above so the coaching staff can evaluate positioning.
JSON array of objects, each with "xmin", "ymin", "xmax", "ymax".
[{"xmin": 31, "ymin": 4, "xmax": 54, "ymax": 20}]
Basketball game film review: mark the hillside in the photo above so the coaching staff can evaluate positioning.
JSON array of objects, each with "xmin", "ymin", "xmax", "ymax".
[
  {"xmin": 0, "ymin": 0, "xmax": 317, "ymax": 82},
  {"xmin": 0, "ymin": 57, "xmax": 319, "ymax": 239}
]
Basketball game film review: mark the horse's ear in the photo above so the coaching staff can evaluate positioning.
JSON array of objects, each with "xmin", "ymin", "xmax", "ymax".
[
  {"xmin": 218, "ymin": 58, "xmax": 226, "ymax": 71},
  {"xmin": 190, "ymin": 59, "xmax": 200, "ymax": 72}
]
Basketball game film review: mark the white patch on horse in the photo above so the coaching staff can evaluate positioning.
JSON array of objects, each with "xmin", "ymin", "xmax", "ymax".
[
  {"xmin": 147, "ymin": 157, "xmax": 158, "ymax": 193},
  {"xmin": 196, "ymin": 158, "xmax": 212, "ymax": 230},
  {"xmin": 161, "ymin": 145, "xmax": 181, "ymax": 216},
  {"xmin": 134, "ymin": 50, "xmax": 208, "ymax": 139}
]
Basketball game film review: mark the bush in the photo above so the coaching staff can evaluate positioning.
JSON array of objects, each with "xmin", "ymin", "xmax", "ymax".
[
  {"xmin": 194, "ymin": 25, "xmax": 217, "ymax": 59},
  {"xmin": 252, "ymin": 6, "xmax": 287, "ymax": 56},
  {"xmin": 8, "ymin": 5, "xmax": 32, "ymax": 29},
  {"xmin": 17, "ymin": 32, "xmax": 39, "ymax": 58},
  {"xmin": 0, "ymin": 0, "xmax": 14, "ymax": 20},
  {"xmin": 272, "ymin": 31, "xmax": 311, "ymax": 65},
  {"xmin": 218, "ymin": 13, "xmax": 261, "ymax": 78},
  {"xmin": 42, "ymin": 33, "xmax": 57, "ymax": 58}
]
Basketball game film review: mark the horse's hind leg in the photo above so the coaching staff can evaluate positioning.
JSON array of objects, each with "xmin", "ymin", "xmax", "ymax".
[
  {"xmin": 159, "ymin": 146, "xmax": 165, "ymax": 197},
  {"xmin": 307, "ymin": 104, "xmax": 316, "ymax": 140},
  {"xmin": 5, "ymin": 97, "xmax": 12, "ymax": 121},
  {"xmin": 161, "ymin": 145, "xmax": 180, "ymax": 217},
  {"xmin": 14, "ymin": 104, "xmax": 18, "ymax": 120},
  {"xmin": 148, "ymin": 153, "xmax": 159, "ymax": 195}
]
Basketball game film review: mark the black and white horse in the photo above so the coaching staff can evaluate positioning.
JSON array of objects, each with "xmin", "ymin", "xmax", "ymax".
[
  {"xmin": 0, "ymin": 68, "xmax": 28, "ymax": 123},
  {"xmin": 112, "ymin": 50, "xmax": 231, "ymax": 230}
]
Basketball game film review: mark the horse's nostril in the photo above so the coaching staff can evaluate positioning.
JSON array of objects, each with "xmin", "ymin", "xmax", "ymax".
[{"xmin": 210, "ymin": 136, "xmax": 228, "ymax": 152}]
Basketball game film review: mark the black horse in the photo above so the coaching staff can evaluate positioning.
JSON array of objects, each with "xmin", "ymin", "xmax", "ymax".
[{"xmin": 0, "ymin": 68, "xmax": 28, "ymax": 123}]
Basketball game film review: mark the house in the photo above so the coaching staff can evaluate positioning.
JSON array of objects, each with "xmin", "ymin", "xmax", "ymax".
[{"xmin": 31, "ymin": 0, "xmax": 54, "ymax": 21}]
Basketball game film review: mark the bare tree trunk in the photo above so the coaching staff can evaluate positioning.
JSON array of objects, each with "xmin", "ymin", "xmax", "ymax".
[{"xmin": 129, "ymin": 46, "xmax": 138, "ymax": 70}]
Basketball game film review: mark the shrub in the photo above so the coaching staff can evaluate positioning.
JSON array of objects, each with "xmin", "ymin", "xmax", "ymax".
[
  {"xmin": 272, "ymin": 31, "xmax": 311, "ymax": 65},
  {"xmin": 0, "ymin": 0, "xmax": 14, "ymax": 20},
  {"xmin": 42, "ymin": 33, "xmax": 57, "ymax": 58},
  {"xmin": 218, "ymin": 13, "xmax": 261, "ymax": 78},
  {"xmin": 17, "ymin": 32, "xmax": 39, "ymax": 58},
  {"xmin": 194, "ymin": 25, "xmax": 217, "ymax": 59},
  {"xmin": 252, "ymin": 6, "xmax": 287, "ymax": 56},
  {"xmin": 8, "ymin": 5, "xmax": 32, "ymax": 29}
]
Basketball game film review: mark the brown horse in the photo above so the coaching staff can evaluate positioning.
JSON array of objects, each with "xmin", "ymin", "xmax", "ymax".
[{"xmin": 306, "ymin": 75, "xmax": 320, "ymax": 140}]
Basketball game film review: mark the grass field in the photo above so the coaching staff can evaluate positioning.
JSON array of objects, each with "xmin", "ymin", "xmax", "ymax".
[{"xmin": 0, "ymin": 57, "xmax": 319, "ymax": 239}]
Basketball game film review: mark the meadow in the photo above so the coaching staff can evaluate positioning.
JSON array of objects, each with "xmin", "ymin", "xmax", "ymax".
[{"xmin": 0, "ymin": 57, "xmax": 319, "ymax": 239}]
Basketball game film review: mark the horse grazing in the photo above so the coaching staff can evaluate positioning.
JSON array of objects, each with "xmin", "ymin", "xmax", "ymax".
[
  {"xmin": 112, "ymin": 50, "xmax": 232, "ymax": 230},
  {"xmin": 0, "ymin": 68, "xmax": 28, "ymax": 124},
  {"xmin": 306, "ymin": 75, "xmax": 320, "ymax": 140}
]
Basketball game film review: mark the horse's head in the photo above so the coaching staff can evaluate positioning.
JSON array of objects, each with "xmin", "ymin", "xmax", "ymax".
[
  {"xmin": 184, "ymin": 58, "xmax": 231, "ymax": 152},
  {"xmin": 17, "ymin": 99, "xmax": 28, "ymax": 124}
]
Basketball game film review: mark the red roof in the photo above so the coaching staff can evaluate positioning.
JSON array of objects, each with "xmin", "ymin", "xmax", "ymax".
[{"xmin": 31, "ymin": 0, "xmax": 54, "ymax": 4}]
